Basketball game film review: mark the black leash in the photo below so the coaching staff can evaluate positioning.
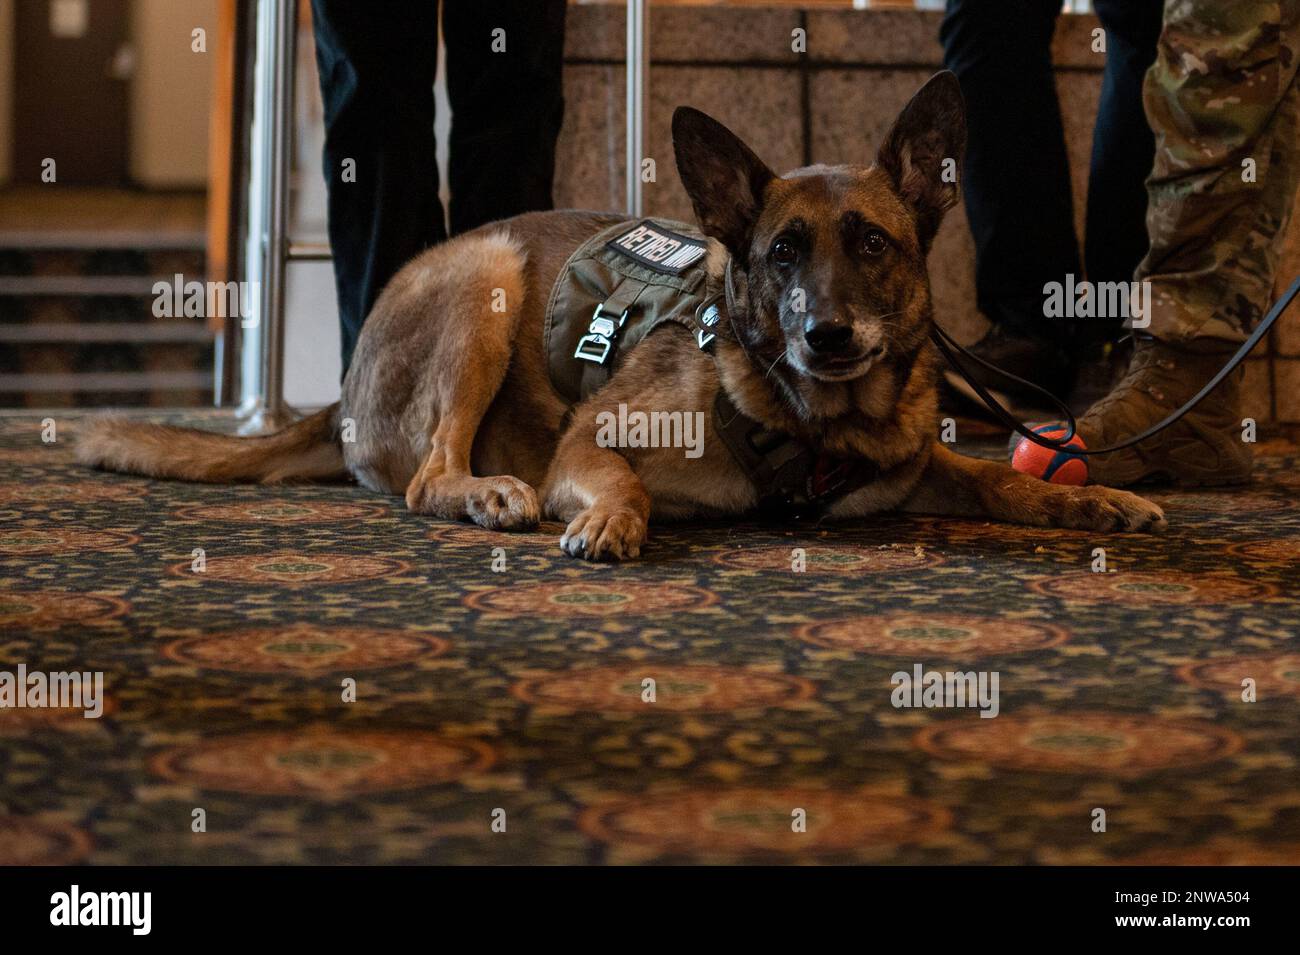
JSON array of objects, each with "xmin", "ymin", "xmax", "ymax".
[{"xmin": 931, "ymin": 276, "xmax": 1300, "ymax": 456}]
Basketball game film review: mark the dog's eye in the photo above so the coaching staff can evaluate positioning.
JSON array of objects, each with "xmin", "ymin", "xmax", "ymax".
[
  {"xmin": 858, "ymin": 229, "xmax": 888, "ymax": 257},
  {"xmin": 771, "ymin": 239, "xmax": 798, "ymax": 268}
]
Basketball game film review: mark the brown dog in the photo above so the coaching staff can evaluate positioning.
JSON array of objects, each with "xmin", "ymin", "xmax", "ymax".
[{"xmin": 78, "ymin": 72, "xmax": 1165, "ymax": 560}]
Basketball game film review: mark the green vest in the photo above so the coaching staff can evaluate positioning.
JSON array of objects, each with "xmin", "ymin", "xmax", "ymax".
[{"xmin": 544, "ymin": 218, "xmax": 725, "ymax": 405}]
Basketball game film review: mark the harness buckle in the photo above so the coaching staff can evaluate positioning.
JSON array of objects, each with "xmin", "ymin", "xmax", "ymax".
[
  {"xmin": 693, "ymin": 301, "xmax": 721, "ymax": 351},
  {"xmin": 574, "ymin": 303, "xmax": 629, "ymax": 365}
]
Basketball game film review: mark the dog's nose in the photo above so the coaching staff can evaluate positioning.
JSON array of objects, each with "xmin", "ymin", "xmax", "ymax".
[{"xmin": 803, "ymin": 317, "xmax": 853, "ymax": 354}]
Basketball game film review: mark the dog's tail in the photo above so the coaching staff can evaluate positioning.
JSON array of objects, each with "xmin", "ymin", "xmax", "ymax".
[{"xmin": 75, "ymin": 403, "xmax": 346, "ymax": 484}]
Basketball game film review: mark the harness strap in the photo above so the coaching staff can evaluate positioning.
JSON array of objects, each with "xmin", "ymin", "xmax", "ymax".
[
  {"xmin": 573, "ymin": 275, "xmax": 727, "ymax": 400},
  {"xmin": 573, "ymin": 277, "xmax": 648, "ymax": 400},
  {"xmin": 713, "ymin": 391, "xmax": 879, "ymax": 521}
]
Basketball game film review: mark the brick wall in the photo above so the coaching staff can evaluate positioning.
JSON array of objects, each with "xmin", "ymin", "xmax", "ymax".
[{"xmin": 558, "ymin": 5, "xmax": 1297, "ymax": 422}]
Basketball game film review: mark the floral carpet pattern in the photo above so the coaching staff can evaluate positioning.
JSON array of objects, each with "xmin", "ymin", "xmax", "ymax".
[{"xmin": 1, "ymin": 411, "xmax": 1298, "ymax": 865}]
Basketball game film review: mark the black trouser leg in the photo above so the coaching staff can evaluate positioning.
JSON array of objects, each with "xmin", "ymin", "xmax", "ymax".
[
  {"xmin": 940, "ymin": 0, "xmax": 1079, "ymax": 343},
  {"xmin": 442, "ymin": 0, "xmax": 567, "ymax": 235},
  {"xmin": 1085, "ymin": 0, "xmax": 1163, "ymax": 303},
  {"xmin": 310, "ymin": 0, "xmax": 441, "ymax": 372}
]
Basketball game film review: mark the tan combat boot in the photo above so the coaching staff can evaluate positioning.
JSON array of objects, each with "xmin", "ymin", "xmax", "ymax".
[{"xmin": 1076, "ymin": 338, "xmax": 1252, "ymax": 488}]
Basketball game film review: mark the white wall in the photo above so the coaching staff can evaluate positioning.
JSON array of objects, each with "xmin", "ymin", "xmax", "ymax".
[{"xmin": 130, "ymin": 0, "xmax": 217, "ymax": 188}]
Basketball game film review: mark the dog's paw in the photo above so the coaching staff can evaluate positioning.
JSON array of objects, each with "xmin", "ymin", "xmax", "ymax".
[
  {"xmin": 464, "ymin": 476, "xmax": 541, "ymax": 530},
  {"xmin": 560, "ymin": 506, "xmax": 647, "ymax": 561},
  {"xmin": 406, "ymin": 474, "xmax": 540, "ymax": 530},
  {"xmin": 1053, "ymin": 485, "xmax": 1167, "ymax": 533}
]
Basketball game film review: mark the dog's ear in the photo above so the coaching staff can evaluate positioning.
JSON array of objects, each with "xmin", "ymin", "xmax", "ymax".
[
  {"xmin": 672, "ymin": 107, "xmax": 775, "ymax": 259},
  {"xmin": 876, "ymin": 71, "xmax": 967, "ymax": 249}
]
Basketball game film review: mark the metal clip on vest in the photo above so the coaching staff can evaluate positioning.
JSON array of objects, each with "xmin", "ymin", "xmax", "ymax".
[
  {"xmin": 574, "ymin": 303, "xmax": 630, "ymax": 365},
  {"xmin": 695, "ymin": 302, "xmax": 721, "ymax": 350}
]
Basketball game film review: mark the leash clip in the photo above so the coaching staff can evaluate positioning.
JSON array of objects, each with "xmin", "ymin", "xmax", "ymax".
[{"xmin": 575, "ymin": 303, "xmax": 629, "ymax": 365}]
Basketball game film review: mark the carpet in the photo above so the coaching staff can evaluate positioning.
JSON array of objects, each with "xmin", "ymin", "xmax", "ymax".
[{"xmin": 1, "ymin": 410, "xmax": 1298, "ymax": 865}]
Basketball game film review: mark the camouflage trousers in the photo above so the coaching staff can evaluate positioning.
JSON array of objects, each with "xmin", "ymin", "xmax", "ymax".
[{"xmin": 1139, "ymin": 0, "xmax": 1300, "ymax": 343}]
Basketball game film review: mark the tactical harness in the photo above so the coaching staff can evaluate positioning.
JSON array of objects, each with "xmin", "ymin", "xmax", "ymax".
[{"xmin": 544, "ymin": 218, "xmax": 877, "ymax": 521}]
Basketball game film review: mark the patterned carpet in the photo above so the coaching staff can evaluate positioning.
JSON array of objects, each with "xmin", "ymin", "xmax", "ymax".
[{"xmin": 1, "ymin": 410, "xmax": 1298, "ymax": 865}]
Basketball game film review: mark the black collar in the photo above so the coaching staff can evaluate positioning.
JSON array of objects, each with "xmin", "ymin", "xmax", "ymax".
[{"xmin": 712, "ymin": 391, "xmax": 879, "ymax": 522}]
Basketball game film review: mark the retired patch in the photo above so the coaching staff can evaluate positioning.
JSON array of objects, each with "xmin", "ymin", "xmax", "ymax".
[{"xmin": 606, "ymin": 220, "xmax": 709, "ymax": 275}]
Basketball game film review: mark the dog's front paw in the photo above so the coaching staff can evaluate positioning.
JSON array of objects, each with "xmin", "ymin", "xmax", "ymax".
[
  {"xmin": 1055, "ymin": 485, "xmax": 1167, "ymax": 533},
  {"xmin": 560, "ymin": 506, "xmax": 647, "ymax": 561},
  {"xmin": 406, "ymin": 473, "xmax": 539, "ymax": 530}
]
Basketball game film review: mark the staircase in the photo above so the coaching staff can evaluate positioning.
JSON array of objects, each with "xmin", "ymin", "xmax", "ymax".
[{"xmin": 0, "ymin": 199, "xmax": 217, "ymax": 409}]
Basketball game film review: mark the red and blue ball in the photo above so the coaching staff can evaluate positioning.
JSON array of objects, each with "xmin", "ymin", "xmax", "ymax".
[{"xmin": 1010, "ymin": 423, "xmax": 1088, "ymax": 485}]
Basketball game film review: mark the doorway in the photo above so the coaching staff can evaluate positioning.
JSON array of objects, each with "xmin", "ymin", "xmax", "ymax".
[{"xmin": 14, "ymin": 0, "xmax": 132, "ymax": 185}]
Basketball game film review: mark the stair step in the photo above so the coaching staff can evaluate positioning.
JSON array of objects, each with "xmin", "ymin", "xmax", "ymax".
[
  {"xmin": 0, "ymin": 275, "xmax": 167, "ymax": 296},
  {"xmin": 0, "ymin": 230, "xmax": 206, "ymax": 251},
  {"xmin": 0, "ymin": 370, "xmax": 213, "ymax": 393},
  {"xmin": 0, "ymin": 322, "xmax": 215, "ymax": 343}
]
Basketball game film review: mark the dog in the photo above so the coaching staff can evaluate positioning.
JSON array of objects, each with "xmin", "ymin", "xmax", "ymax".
[{"xmin": 77, "ymin": 72, "xmax": 1166, "ymax": 560}]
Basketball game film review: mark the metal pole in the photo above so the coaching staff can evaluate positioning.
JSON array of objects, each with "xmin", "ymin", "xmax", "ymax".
[
  {"xmin": 241, "ymin": 0, "xmax": 297, "ymax": 434},
  {"xmin": 263, "ymin": 0, "xmax": 295, "ymax": 422},
  {"xmin": 625, "ymin": 0, "xmax": 648, "ymax": 216}
]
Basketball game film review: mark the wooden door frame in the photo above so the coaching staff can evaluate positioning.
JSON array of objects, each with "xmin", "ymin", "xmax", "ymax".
[{"xmin": 206, "ymin": 0, "xmax": 256, "ymax": 403}]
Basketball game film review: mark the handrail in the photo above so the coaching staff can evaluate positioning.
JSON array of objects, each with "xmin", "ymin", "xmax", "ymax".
[{"xmin": 241, "ymin": 0, "xmax": 650, "ymax": 431}]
